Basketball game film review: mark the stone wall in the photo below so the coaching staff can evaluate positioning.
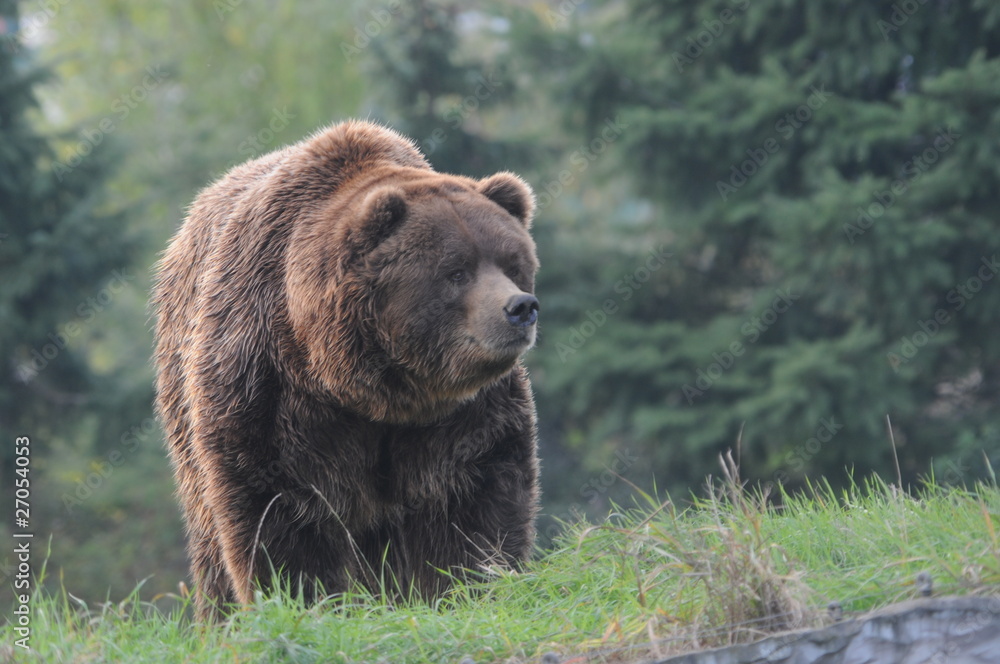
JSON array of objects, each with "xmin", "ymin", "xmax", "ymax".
[{"xmin": 656, "ymin": 596, "xmax": 1000, "ymax": 664}]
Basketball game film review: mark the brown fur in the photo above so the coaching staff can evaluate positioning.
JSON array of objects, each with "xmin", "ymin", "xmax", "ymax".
[{"xmin": 152, "ymin": 120, "xmax": 541, "ymax": 619}]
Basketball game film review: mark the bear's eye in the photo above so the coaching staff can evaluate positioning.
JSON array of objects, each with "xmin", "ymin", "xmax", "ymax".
[{"xmin": 448, "ymin": 269, "xmax": 469, "ymax": 285}]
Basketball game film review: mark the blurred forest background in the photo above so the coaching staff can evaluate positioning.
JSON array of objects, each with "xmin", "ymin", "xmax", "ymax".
[{"xmin": 3, "ymin": 0, "xmax": 1000, "ymax": 605}]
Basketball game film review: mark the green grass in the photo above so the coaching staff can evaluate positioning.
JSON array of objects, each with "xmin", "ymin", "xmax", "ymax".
[{"xmin": 6, "ymin": 468, "xmax": 1000, "ymax": 663}]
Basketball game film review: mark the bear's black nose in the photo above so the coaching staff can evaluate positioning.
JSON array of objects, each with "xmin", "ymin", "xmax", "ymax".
[{"xmin": 504, "ymin": 293, "xmax": 539, "ymax": 327}]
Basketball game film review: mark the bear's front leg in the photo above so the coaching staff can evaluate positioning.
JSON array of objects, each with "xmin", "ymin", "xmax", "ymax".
[
  {"xmin": 396, "ymin": 427, "xmax": 539, "ymax": 597},
  {"xmin": 200, "ymin": 474, "xmax": 356, "ymax": 608}
]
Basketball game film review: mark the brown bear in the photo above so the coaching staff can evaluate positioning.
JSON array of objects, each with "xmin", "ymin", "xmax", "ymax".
[{"xmin": 152, "ymin": 120, "xmax": 540, "ymax": 619}]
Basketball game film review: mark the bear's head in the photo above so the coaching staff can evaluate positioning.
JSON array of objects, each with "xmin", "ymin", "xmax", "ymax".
[{"xmin": 287, "ymin": 169, "xmax": 539, "ymax": 424}]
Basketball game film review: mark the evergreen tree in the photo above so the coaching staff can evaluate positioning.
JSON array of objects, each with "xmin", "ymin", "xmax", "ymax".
[
  {"xmin": 507, "ymin": 0, "xmax": 1000, "ymax": 495},
  {"xmin": 361, "ymin": 0, "xmax": 540, "ymax": 176},
  {"xmin": 0, "ymin": 0, "xmax": 141, "ymax": 593}
]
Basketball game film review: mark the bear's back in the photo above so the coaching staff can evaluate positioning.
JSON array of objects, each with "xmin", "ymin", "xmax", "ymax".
[{"xmin": 152, "ymin": 121, "xmax": 431, "ymax": 381}]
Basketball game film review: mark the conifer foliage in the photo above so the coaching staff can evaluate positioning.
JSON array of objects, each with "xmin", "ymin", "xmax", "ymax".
[
  {"xmin": 512, "ymin": 0, "xmax": 1000, "ymax": 491},
  {"xmin": 0, "ymin": 0, "xmax": 136, "ymax": 482}
]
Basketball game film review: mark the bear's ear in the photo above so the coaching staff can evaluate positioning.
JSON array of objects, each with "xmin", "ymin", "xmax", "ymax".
[
  {"xmin": 349, "ymin": 186, "xmax": 408, "ymax": 256},
  {"xmin": 478, "ymin": 172, "xmax": 535, "ymax": 228}
]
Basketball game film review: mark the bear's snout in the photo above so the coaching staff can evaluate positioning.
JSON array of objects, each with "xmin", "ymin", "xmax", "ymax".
[{"xmin": 504, "ymin": 293, "xmax": 539, "ymax": 327}]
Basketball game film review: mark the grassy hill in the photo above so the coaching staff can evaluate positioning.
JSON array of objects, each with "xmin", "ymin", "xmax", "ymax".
[{"xmin": 5, "ymin": 461, "xmax": 1000, "ymax": 663}]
